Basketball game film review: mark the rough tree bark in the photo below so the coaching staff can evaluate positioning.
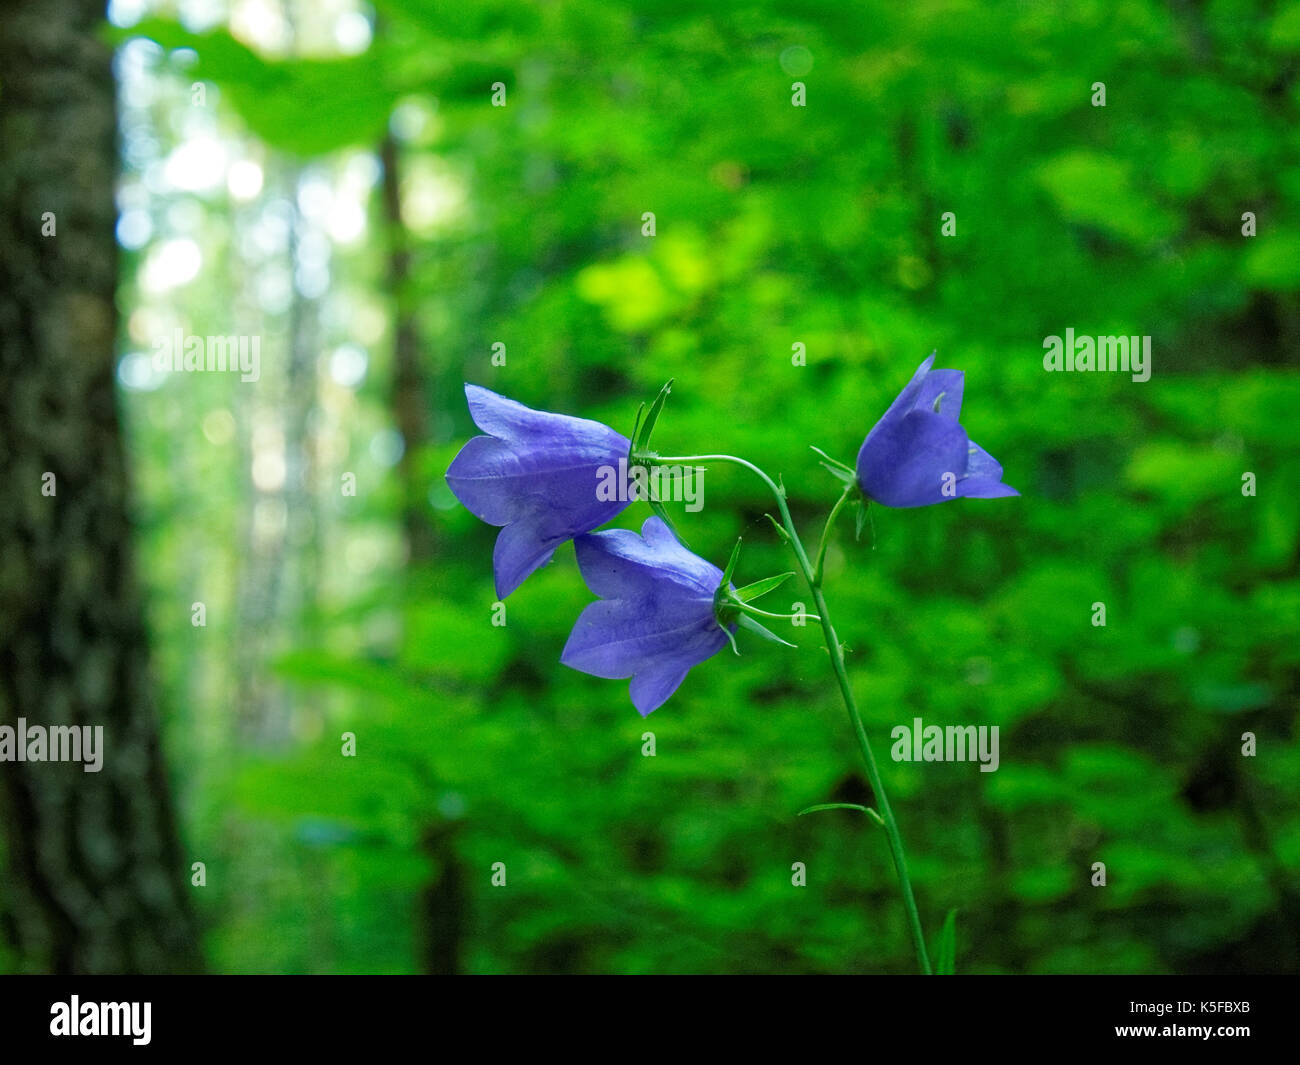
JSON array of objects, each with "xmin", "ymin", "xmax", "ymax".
[{"xmin": 0, "ymin": 0, "xmax": 202, "ymax": 973}]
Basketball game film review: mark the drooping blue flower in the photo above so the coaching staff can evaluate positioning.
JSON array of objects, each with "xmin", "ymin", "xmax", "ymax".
[
  {"xmin": 561, "ymin": 516, "xmax": 731, "ymax": 716},
  {"xmin": 855, "ymin": 354, "xmax": 1018, "ymax": 507},
  {"xmin": 445, "ymin": 384, "xmax": 631, "ymax": 598}
]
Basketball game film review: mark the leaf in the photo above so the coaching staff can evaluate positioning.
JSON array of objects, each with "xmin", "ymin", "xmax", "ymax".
[
  {"xmin": 1243, "ymin": 229, "xmax": 1300, "ymax": 291},
  {"xmin": 113, "ymin": 19, "xmax": 399, "ymax": 156},
  {"xmin": 934, "ymin": 909, "xmax": 958, "ymax": 975},
  {"xmin": 1034, "ymin": 150, "xmax": 1176, "ymax": 245}
]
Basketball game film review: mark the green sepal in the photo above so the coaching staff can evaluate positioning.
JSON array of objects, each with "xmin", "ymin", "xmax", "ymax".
[
  {"xmin": 626, "ymin": 402, "xmax": 646, "ymax": 463},
  {"xmin": 764, "ymin": 513, "xmax": 790, "ymax": 542},
  {"xmin": 854, "ymin": 498, "xmax": 870, "ymax": 541},
  {"xmin": 648, "ymin": 497, "xmax": 691, "ymax": 550},
  {"xmin": 734, "ymin": 571, "xmax": 794, "ymax": 603},
  {"xmin": 631, "ymin": 379, "xmax": 673, "ymax": 460},
  {"xmin": 736, "ymin": 612, "xmax": 795, "ymax": 648},
  {"xmin": 819, "ymin": 463, "xmax": 858, "ymax": 487},
  {"xmin": 810, "ymin": 446, "xmax": 858, "ymax": 486},
  {"xmin": 809, "ymin": 445, "xmax": 855, "ymax": 475},
  {"xmin": 628, "ymin": 381, "xmax": 686, "ymax": 547},
  {"xmin": 713, "ymin": 538, "xmax": 743, "ymax": 630},
  {"xmin": 719, "ymin": 620, "xmax": 741, "ymax": 656},
  {"xmin": 720, "ymin": 537, "xmax": 742, "ymax": 589}
]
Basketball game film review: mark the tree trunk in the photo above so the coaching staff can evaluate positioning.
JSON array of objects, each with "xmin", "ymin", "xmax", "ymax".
[
  {"xmin": 381, "ymin": 130, "xmax": 437, "ymax": 566},
  {"xmin": 0, "ymin": 0, "xmax": 202, "ymax": 973},
  {"xmin": 379, "ymin": 125, "xmax": 467, "ymax": 974}
]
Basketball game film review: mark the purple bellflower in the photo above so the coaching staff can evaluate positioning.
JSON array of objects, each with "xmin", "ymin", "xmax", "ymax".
[
  {"xmin": 561, "ymin": 516, "xmax": 732, "ymax": 716},
  {"xmin": 445, "ymin": 384, "xmax": 631, "ymax": 598},
  {"xmin": 855, "ymin": 354, "xmax": 1018, "ymax": 507}
]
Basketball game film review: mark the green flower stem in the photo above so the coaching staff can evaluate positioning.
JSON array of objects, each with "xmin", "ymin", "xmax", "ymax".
[
  {"xmin": 655, "ymin": 452, "xmax": 932, "ymax": 974},
  {"xmin": 814, "ymin": 484, "xmax": 858, "ymax": 586}
]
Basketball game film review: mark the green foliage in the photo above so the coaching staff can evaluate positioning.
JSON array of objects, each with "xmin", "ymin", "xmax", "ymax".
[
  {"xmin": 110, "ymin": 18, "xmax": 400, "ymax": 155},
  {"xmin": 90, "ymin": 0, "xmax": 1300, "ymax": 975}
]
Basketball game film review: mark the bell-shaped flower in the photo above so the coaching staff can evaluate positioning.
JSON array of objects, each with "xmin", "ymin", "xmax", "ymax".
[
  {"xmin": 561, "ymin": 517, "xmax": 731, "ymax": 716},
  {"xmin": 855, "ymin": 354, "xmax": 1018, "ymax": 507},
  {"xmin": 445, "ymin": 384, "xmax": 631, "ymax": 598}
]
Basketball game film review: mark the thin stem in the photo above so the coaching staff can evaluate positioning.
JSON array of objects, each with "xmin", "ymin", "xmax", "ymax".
[
  {"xmin": 656, "ymin": 452, "xmax": 932, "ymax": 974},
  {"xmin": 814, "ymin": 484, "xmax": 857, "ymax": 586}
]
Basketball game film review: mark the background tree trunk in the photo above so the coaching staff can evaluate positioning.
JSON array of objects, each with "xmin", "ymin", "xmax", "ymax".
[
  {"xmin": 381, "ymin": 129, "xmax": 437, "ymax": 567},
  {"xmin": 0, "ymin": 0, "xmax": 202, "ymax": 973},
  {"xmin": 380, "ymin": 124, "xmax": 468, "ymax": 975}
]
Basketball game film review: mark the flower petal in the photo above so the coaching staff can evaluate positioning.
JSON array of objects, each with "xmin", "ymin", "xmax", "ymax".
[
  {"xmin": 573, "ymin": 518, "xmax": 721, "ymax": 601},
  {"xmin": 858, "ymin": 408, "xmax": 970, "ymax": 507},
  {"xmin": 447, "ymin": 438, "xmax": 630, "ymax": 580},
  {"xmin": 465, "ymin": 383, "xmax": 632, "ymax": 456},
  {"xmin": 913, "ymin": 368, "xmax": 964, "ymax": 421},
  {"xmin": 629, "ymin": 659, "xmax": 695, "ymax": 716},
  {"xmin": 875, "ymin": 353, "xmax": 937, "ymax": 423},
  {"xmin": 957, "ymin": 441, "xmax": 1019, "ymax": 498},
  {"xmin": 464, "ymin": 383, "xmax": 560, "ymax": 441},
  {"xmin": 560, "ymin": 599, "xmax": 725, "ymax": 678},
  {"xmin": 855, "ymin": 357, "xmax": 1018, "ymax": 510},
  {"xmin": 957, "ymin": 479, "xmax": 1020, "ymax": 499},
  {"xmin": 563, "ymin": 516, "xmax": 729, "ymax": 715},
  {"xmin": 560, "ymin": 601, "xmax": 639, "ymax": 678},
  {"xmin": 444, "ymin": 435, "xmax": 518, "ymax": 525},
  {"xmin": 446, "ymin": 384, "xmax": 634, "ymax": 596},
  {"xmin": 855, "ymin": 354, "xmax": 938, "ymax": 479},
  {"xmin": 963, "ymin": 438, "xmax": 1003, "ymax": 481},
  {"xmin": 492, "ymin": 517, "xmax": 562, "ymax": 599}
]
